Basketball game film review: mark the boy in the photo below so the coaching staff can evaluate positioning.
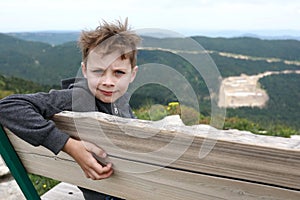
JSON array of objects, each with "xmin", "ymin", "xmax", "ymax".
[{"xmin": 0, "ymin": 18, "xmax": 141, "ymax": 199}]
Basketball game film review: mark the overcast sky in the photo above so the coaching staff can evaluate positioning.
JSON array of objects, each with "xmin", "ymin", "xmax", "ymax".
[{"xmin": 1, "ymin": 0, "xmax": 300, "ymax": 36}]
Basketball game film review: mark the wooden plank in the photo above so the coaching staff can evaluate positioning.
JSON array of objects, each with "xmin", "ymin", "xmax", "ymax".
[
  {"xmin": 6, "ymin": 134, "xmax": 300, "ymax": 200},
  {"xmin": 5, "ymin": 115, "xmax": 300, "ymax": 199},
  {"xmin": 51, "ymin": 111, "xmax": 300, "ymax": 190},
  {"xmin": 41, "ymin": 183, "xmax": 84, "ymax": 200}
]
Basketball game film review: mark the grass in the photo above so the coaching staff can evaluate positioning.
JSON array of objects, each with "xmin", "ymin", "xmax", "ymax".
[{"xmin": 28, "ymin": 174, "xmax": 60, "ymax": 196}]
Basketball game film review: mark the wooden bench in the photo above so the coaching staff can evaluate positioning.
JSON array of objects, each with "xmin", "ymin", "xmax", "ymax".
[{"xmin": 0, "ymin": 111, "xmax": 300, "ymax": 199}]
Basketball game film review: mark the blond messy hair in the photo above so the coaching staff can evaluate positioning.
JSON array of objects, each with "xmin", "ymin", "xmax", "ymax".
[{"xmin": 78, "ymin": 18, "xmax": 141, "ymax": 68}]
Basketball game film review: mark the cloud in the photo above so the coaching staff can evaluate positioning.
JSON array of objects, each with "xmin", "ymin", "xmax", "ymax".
[{"xmin": 0, "ymin": 0, "xmax": 300, "ymax": 32}]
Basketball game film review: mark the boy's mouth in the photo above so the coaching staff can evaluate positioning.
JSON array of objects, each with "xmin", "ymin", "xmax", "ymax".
[{"xmin": 99, "ymin": 89, "xmax": 115, "ymax": 96}]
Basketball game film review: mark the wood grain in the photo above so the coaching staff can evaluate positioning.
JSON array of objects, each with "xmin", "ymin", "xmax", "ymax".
[
  {"xmin": 5, "ymin": 111, "xmax": 300, "ymax": 199},
  {"xmin": 52, "ymin": 111, "xmax": 300, "ymax": 190}
]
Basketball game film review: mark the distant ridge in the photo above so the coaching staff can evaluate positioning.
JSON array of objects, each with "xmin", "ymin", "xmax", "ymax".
[
  {"xmin": 185, "ymin": 29, "xmax": 300, "ymax": 41},
  {"xmin": 241, "ymin": 33, "xmax": 300, "ymax": 41},
  {"xmin": 6, "ymin": 30, "xmax": 300, "ymax": 45},
  {"xmin": 7, "ymin": 31, "xmax": 80, "ymax": 45}
]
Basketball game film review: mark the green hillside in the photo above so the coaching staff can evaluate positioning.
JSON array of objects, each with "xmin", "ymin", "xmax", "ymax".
[
  {"xmin": 0, "ymin": 33, "xmax": 81, "ymax": 85},
  {"xmin": 0, "ymin": 74, "xmax": 54, "ymax": 98}
]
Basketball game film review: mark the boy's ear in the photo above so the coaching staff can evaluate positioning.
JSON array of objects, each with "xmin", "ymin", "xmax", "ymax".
[
  {"xmin": 81, "ymin": 62, "xmax": 87, "ymax": 78},
  {"xmin": 130, "ymin": 65, "xmax": 138, "ymax": 83}
]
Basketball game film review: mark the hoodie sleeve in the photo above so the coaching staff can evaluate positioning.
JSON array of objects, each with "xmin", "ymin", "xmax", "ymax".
[{"xmin": 0, "ymin": 89, "xmax": 73, "ymax": 154}]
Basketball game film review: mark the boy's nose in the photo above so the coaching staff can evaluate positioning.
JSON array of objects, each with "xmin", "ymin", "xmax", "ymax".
[{"xmin": 101, "ymin": 74, "xmax": 115, "ymax": 87}]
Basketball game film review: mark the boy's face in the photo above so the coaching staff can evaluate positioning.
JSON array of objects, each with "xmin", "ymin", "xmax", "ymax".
[{"xmin": 82, "ymin": 51, "xmax": 137, "ymax": 103}]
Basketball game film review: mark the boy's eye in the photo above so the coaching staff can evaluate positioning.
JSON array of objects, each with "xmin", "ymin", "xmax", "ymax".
[
  {"xmin": 115, "ymin": 70, "xmax": 125, "ymax": 76},
  {"xmin": 92, "ymin": 69, "xmax": 104, "ymax": 75}
]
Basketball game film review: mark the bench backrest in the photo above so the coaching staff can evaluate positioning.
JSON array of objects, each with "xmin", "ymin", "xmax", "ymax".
[{"xmin": 1, "ymin": 111, "xmax": 300, "ymax": 199}]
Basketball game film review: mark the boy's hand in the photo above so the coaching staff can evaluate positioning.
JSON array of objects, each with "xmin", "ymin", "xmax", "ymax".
[{"xmin": 63, "ymin": 138, "xmax": 113, "ymax": 180}]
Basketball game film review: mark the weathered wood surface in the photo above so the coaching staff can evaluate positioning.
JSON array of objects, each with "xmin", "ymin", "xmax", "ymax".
[
  {"xmin": 41, "ymin": 182, "xmax": 84, "ymax": 200},
  {"xmin": 5, "ymin": 111, "xmax": 300, "ymax": 199}
]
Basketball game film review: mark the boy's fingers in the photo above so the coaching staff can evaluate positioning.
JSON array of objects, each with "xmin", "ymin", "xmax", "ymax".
[
  {"xmin": 83, "ymin": 162, "xmax": 113, "ymax": 180},
  {"xmin": 88, "ymin": 164, "xmax": 113, "ymax": 180},
  {"xmin": 93, "ymin": 162, "xmax": 112, "ymax": 174},
  {"xmin": 83, "ymin": 141, "xmax": 107, "ymax": 158}
]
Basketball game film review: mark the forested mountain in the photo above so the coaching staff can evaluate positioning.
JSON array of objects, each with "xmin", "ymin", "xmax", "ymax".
[
  {"xmin": 1, "ymin": 33, "xmax": 299, "ymax": 84},
  {"xmin": 0, "ymin": 74, "xmax": 54, "ymax": 99},
  {"xmin": 0, "ymin": 33, "xmax": 299, "ymax": 131},
  {"xmin": 0, "ymin": 33, "xmax": 81, "ymax": 84}
]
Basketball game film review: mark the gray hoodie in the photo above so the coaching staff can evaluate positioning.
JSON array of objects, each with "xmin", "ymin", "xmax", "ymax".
[{"xmin": 0, "ymin": 78, "xmax": 134, "ymax": 155}]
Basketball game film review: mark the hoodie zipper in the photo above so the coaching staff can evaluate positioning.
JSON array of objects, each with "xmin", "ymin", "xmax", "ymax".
[{"xmin": 113, "ymin": 103, "xmax": 119, "ymax": 116}]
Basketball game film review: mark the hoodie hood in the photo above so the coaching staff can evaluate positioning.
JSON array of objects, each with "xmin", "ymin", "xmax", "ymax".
[{"xmin": 61, "ymin": 77, "xmax": 134, "ymax": 118}]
